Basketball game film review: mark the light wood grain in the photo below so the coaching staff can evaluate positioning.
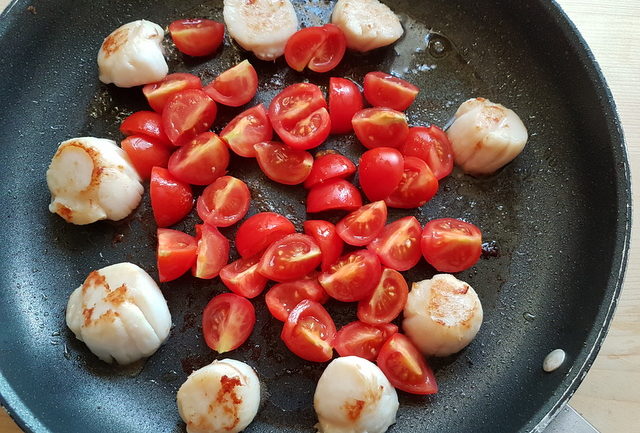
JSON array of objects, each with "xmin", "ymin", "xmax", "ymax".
[{"xmin": 1, "ymin": 0, "xmax": 639, "ymax": 432}]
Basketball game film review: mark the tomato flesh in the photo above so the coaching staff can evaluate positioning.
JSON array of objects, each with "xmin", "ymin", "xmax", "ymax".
[
  {"xmin": 168, "ymin": 132, "xmax": 230, "ymax": 185},
  {"xmin": 202, "ymin": 293, "xmax": 255, "ymax": 353},
  {"xmin": 169, "ymin": 19, "xmax": 224, "ymax": 57},
  {"xmin": 156, "ymin": 228, "xmax": 197, "ymax": 283},
  {"xmin": 400, "ymin": 126, "xmax": 454, "ymax": 180},
  {"xmin": 219, "ymin": 255, "xmax": 268, "ymax": 299},
  {"xmin": 220, "ymin": 104, "xmax": 272, "ymax": 157},
  {"xmin": 162, "ymin": 89, "xmax": 217, "ymax": 146},
  {"xmin": 192, "ymin": 224, "xmax": 230, "ymax": 279},
  {"xmin": 196, "ymin": 176, "xmax": 251, "ymax": 227},
  {"xmin": 121, "ymin": 135, "xmax": 172, "ymax": 180},
  {"xmin": 120, "ymin": 111, "xmax": 171, "ymax": 146},
  {"xmin": 254, "ymin": 141, "xmax": 313, "ymax": 185},
  {"xmin": 336, "ymin": 201, "xmax": 388, "ymax": 246},
  {"xmin": 303, "ymin": 152, "xmax": 356, "ymax": 189},
  {"xmin": 358, "ymin": 147, "xmax": 404, "ymax": 201},
  {"xmin": 357, "ymin": 268, "xmax": 409, "ymax": 324},
  {"xmin": 318, "ymin": 249, "xmax": 382, "ymax": 302},
  {"xmin": 281, "ymin": 300, "xmax": 336, "ymax": 362},
  {"xmin": 334, "ymin": 321, "xmax": 398, "ymax": 361},
  {"xmin": 363, "ymin": 71, "xmax": 419, "ymax": 111},
  {"xmin": 352, "ymin": 108, "xmax": 409, "ymax": 149},
  {"xmin": 257, "ymin": 234, "xmax": 322, "ymax": 282},
  {"xmin": 385, "ymin": 156, "xmax": 439, "ymax": 209},
  {"xmin": 150, "ymin": 167, "xmax": 193, "ymax": 227},
  {"xmin": 235, "ymin": 212, "xmax": 296, "ymax": 258},
  {"xmin": 203, "ymin": 60, "xmax": 258, "ymax": 107},
  {"xmin": 303, "ymin": 220, "xmax": 343, "ymax": 272},
  {"xmin": 266, "ymin": 276, "xmax": 328, "ymax": 321},
  {"xmin": 421, "ymin": 218, "xmax": 482, "ymax": 272},
  {"xmin": 142, "ymin": 73, "xmax": 203, "ymax": 113},
  {"xmin": 284, "ymin": 24, "xmax": 346, "ymax": 73},
  {"xmin": 329, "ymin": 77, "xmax": 363, "ymax": 134},
  {"xmin": 368, "ymin": 216, "xmax": 422, "ymax": 271},
  {"xmin": 306, "ymin": 179, "xmax": 362, "ymax": 213}
]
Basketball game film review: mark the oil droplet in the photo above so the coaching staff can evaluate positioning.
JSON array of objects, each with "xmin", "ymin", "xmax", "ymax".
[
  {"xmin": 523, "ymin": 312, "xmax": 536, "ymax": 322},
  {"xmin": 63, "ymin": 343, "xmax": 71, "ymax": 360},
  {"xmin": 427, "ymin": 34, "xmax": 453, "ymax": 58}
]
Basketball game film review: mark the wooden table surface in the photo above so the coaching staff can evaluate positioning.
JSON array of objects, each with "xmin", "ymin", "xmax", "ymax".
[{"xmin": 1, "ymin": 0, "xmax": 639, "ymax": 432}]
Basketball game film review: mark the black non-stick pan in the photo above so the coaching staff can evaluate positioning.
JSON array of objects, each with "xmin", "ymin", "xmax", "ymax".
[{"xmin": 0, "ymin": 0, "xmax": 631, "ymax": 432}]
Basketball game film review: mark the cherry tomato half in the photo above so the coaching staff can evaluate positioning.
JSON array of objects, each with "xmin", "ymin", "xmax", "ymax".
[
  {"xmin": 257, "ymin": 234, "xmax": 322, "ymax": 282},
  {"xmin": 303, "ymin": 152, "xmax": 356, "ymax": 189},
  {"xmin": 235, "ymin": 212, "xmax": 296, "ymax": 258},
  {"xmin": 306, "ymin": 179, "xmax": 362, "ymax": 213},
  {"xmin": 168, "ymin": 132, "xmax": 229, "ymax": 185},
  {"xmin": 318, "ymin": 249, "xmax": 381, "ymax": 302},
  {"xmin": 303, "ymin": 220, "xmax": 344, "ymax": 272},
  {"xmin": 142, "ymin": 73, "xmax": 203, "ymax": 113},
  {"xmin": 196, "ymin": 176, "xmax": 250, "ymax": 227},
  {"xmin": 376, "ymin": 333, "xmax": 438, "ymax": 395},
  {"xmin": 120, "ymin": 111, "xmax": 171, "ymax": 146},
  {"xmin": 254, "ymin": 141, "xmax": 313, "ymax": 185},
  {"xmin": 329, "ymin": 77, "xmax": 363, "ymax": 134},
  {"xmin": 357, "ymin": 268, "xmax": 408, "ymax": 324},
  {"xmin": 219, "ymin": 255, "xmax": 268, "ymax": 299},
  {"xmin": 336, "ymin": 201, "xmax": 388, "ymax": 246},
  {"xmin": 220, "ymin": 104, "xmax": 272, "ymax": 157},
  {"xmin": 204, "ymin": 60, "xmax": 258, "ymax": 107},
  {"xmin": 385, "ymin": 156, "xmax": 439, "ymax": 209},
  {"xmin": 352, "ymin": 108, "xmax": 409, "ymax": 149},
  {"xmin": 281, "ymin": 300, "xmax": 336, "ymax": 362},
  {"xmin": 202, "ymin": 293, "xmax": 255, "ymax": 354},
  {"xmin": 121, "ymin": 135, "xmax": 171, "ymax": 180},
  {"xmin": 363, "ymin": 71, "xmax": 419, "ymax": 111},
  {"xmin": 192, "ymin": 224, "xmax": 230, "ymax": 279},
  {"xmin": 168, "ymin": 19, "xmax": 224, "ymax": 57},
  {"xmin": 162, "ymin": 89, "xmax": 217, "ymax": 146},
  {"xmin": 284, "ymin": 24, "xmax": 346, "ymax": 73},
  {"xmin": 156, "ymin": 228, "xmax": 197, "ymax": 283},
  {"xmin": 421, "ymin": 218, "xmax": 482, "ymax": 272},
  {"xmin": 266, "ymin": 276, "xmax": 328, "ymax": 322},
  {"xmin": 401, "ymin": 126, "xmax": 454, "ymax": 180},
  {"xmin": 368, "ymin": 216, "xmax": 422, "ymax": 271},
  {"xmin": 334, "ymin": 321, "xmax": 398, "ymax": 361},
  {"xmin": 358, "ymin": 147, "xmax": 404, "ymax": 201},
  {"xmin": 150, "ymin": 167, "xmax": 193, "ymax": 227}
]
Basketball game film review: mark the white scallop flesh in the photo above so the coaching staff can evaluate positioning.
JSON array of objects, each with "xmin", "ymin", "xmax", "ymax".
[
  {"xmin": 446, "ymin": 97, "xmax": 528, "ymax": 175},
  {"xmin": 224, "ymin": 0, "xmax": 298, "ymax": 61},
  {"xmin": 177, "ymin": 359, "xmax": 261, "ymax": 433},
  {"xmin": 331, "ymin": 0, "xmax": 404, "ymax": 52},
  {"xmin": 97, "ymin": 20, "xmax": 168, "ymax": 88},
  {"xmin": 403, "ymin": 274, "xmax": 483, "ymax": 357},
  {"xmin": 65, "ymin": 262, "xmax": 172, "ymax": 365},
  {"xmin": 46, "ymin": 137, "xmax": 143, "ymax": 225},
  {"xmin": 314, "ymin": 356, "xmax": 399, "ymax": 433}
]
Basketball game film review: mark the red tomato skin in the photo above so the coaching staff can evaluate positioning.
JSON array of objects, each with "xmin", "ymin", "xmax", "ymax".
[
  {"xmin": 281, "ymin": 300, "xmax": 336, "ymax": 362},
  {"xmin": 162, "ymin": 89, "xmax": 217, "ymax": 146},
  {"xmin": 368, "ymin": 216, "xmax": 423, "ymax": 271},
  {"xmin": 284, "ymin": 27, "xmax": 327, "ymax": 71},
  {"xmin": 303, "ymin": 220, "xmax": 344, "ymax": 272},
  {"xmin": 196, "ymin": 176, "xmax": 251, "ymax": 227},
  {"xmin": 400, "ymin": 126, "xmax": 454, "ymax": 180},
  {"xmin": 363, "ymin": 71, "xmax": 419, "ymax": 111},
  {"xmin": 120, "ymin": 111, "xmax": 171, "ymax": 146},
  {"xmin": 358, "ymin": 147, "xmax": 404, "ymax": 201},
  {"xmin": 421, "ymin": 218, "xmax": 482, "ymax": 272},
  {"xmin": 219, "ymin": 255, "xmax": 268, "ymax": 299},
  {"xmin": 352, "ymin": 108, "xmax": 409, "ymax": 149},
  {"xmin": 385, "ymin": 156, "xmax": 439, "ymax": 209},
  {"xmin": 235, "ymin": 212, "xmax": 296, "ymax": 258},
  {"xmin": 303, "ymin": 153, "xmax": 356, "ymax": 189},
  {"xmin": 336, "ymin": 201, "xmax": 388, "ymax": 246},
  {"xmin": 306, "ymin": 179, "xmax": 363, "ymax": 213},
  {"xmin": 334, "ymin": 321, "xmax": 398, "ymax": 361},
  {"xmin": 376, "ymin": 333, "xmax": 438, "ymax": 395},
  {"xmin": 168, "ymin": 19, "xmax": 225, "ymax": 57},
  {"xmin": 150, "ymin": 167, "xmax": 194, "ymax": 227},
  {"xmin": 254, "ymin": 141, "xmax": 314, "ymax": 185},
  {"xmin": 257, "ymin": 233, "xmax": 323, "ymax": 282},
  {"xmin": 192, "ymin": 224, "xmax": 230, "ymax": 279},
  {"xmin": 329, "ymin": 77, "xmax": 363, "ymax": 134},
  {"xmin": 308, "ymin": 24, "xmax": 346, "ymax": 73},
  {"xmin": 142, "ymin": 73, "xmax": 203, "ymax": 113},
  {"xmin": 202, "ymin": 293, "xmax": 256, "ymax": 353},
  {"xmin": 203, "ymin": 60, "xmax": 258, "ymax": 107},
  {"xmin": 220, "ymin": 104, "xmax": 272, "ymax": 158},
  {"xmin": 357, "ymin": 268, "xmax": 409, "ymax": 324},
  {"xmin": 265, "ymin": 276, "xmax": 328, "ymax": 321},
  {"xmin": 318, "ymin": 249, "xmax": 382, "ymax": 302},
  {"xmin": 156, "ymin": 228, "xmax": 198, "ymax": 283},
  {"xmin": 121, "ymin": 135, "xmax": 172, "ymax": 180},
  {"xmin": 168, "ymin": 132, "xmax": 230, "ymax": 185}
]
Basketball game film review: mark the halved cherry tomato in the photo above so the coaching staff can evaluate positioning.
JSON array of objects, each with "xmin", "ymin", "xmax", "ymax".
[
  {"xmin": 196, "ymin": 176, "xmax": 250, "ymax": 227},
  {"xmin": 352, "ymin": 108, "xmax": 409, "ymax": 149},
  {"xmin": 268, "ymin": 83, "xmax": 331, "ymax": 150},
  {"xmin": 121, "ymin": 135, "xmax": 172, "ymax": 180},
  {"xmin": 162, "ymin": 89, "xmax": 217, "ymax": 146},
  {"xmin": 235, "ymin": 212, "xmax": 296, "ymax": 258},
  {"xmin": 400, "ymin": 126, "xmax": 453, "ymax": 180},
  {"xmin": 257, "ymin": 233, "xmax": 322, "ymax": 282},
  {"xmin": 220, "ymin": 104, "xmax": 272, "ymax": 157},
  {"xmin": 336, "ymin": 201, "xmax": 387, "ymax": 246},
  {"xmin": 421, "ymin": 218, "xmax": 482, "ymax": 272},
  {"xmin": 318, "ymin": 249, "xmax": 381, "ymax": 302},
  {"xmin": 168, "ymin": 18, "xmax": 224, "ymax": 57},
  {"xmin": 120, "ymin": 111, "xmax": 171, "ymax": 146},
  {"xmin": 334, "ymin": 321, "xmax": 398, "ymax": 361},
  {"xmin": 281, "ymin": 300, "xmax": 336, "ymax": 362},
  {"xmin": 192, "ymin": 224, "xmax": 230, "ymax": 279},
  {"xmin": 142, "ymin": 73, "xmax": 203, "ymax": 113},
  {"xmin": 363, "ymin": 72, "xmax": 419, "ymax": 111},
  {"xmin": 358, "ymin": 147, "xmax": 404, "ymax": 201},
  {"xmin": 357, "ymin": 268, "xmax": 408, "ymax": 324},
  {"xmin": 219, "ymin": 255, "xmax": 268, "ymax": 299},
  {"xmin": 329, "ymin": 77, "xmax": 363, "ymax": 134},
  {"xmin": 254, "ymin": 141, "xmax": 313, "ymax": 185},
  {"xmin": 306, "ymin": 179, "xmax": 362, "ymax": 213},
  {"xmin": 303, "ymin": 220, "xmax": 343, "ymax": 271},
  {"xmin": 203, "ymin": 60, "xmax": 258, "ymax": 107},
  {"xmin": 385, "ymin": 156, "xmax": 439, "ymax": 209},
  {"xmin": 368, "ymin": 216, "xmax": 422, "ymax": 271},
  {"xmin": 303, "ymin": 153, "xmax": 356, "ymax": 189},
  {"xmin": 266, "ymin": 276, "xmax": 328, "ymax": 321},
  {"xmin": 168, "ymin": 132, "xmax": 229, "ymax": 185},
  {"xmin": 202, "ymin": 293, "xmax": 255, "ymax": 354},
  {"xmin": 156, "ymin": 228, "xmax": 197, "ymax": 283},
  {"xmin": 284, "ymin": 24, "xmax": 346, "ymax": 73},
  {"xmin": 150, "ymin": 167, "xmax": 193, "ymax": 227},
  {"xmin": 376, "ymin": 333, "xmax": 438, "ymax": 395}
]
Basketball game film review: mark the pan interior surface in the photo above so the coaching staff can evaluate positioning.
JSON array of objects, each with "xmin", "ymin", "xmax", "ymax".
[{"xmin": 0, "ymin": 1, "xmax": 629, "ymax": 433}]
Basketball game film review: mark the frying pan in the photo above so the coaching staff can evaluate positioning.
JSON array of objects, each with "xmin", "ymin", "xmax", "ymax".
[{"xmin": 0, "ymin": 0, "xmax": 631, "ymax": 432}]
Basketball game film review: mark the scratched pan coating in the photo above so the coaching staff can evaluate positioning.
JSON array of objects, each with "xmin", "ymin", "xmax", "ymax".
[{"xmin": 0, "ymin": 0, "xmax": 630, "ymax": 432}]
